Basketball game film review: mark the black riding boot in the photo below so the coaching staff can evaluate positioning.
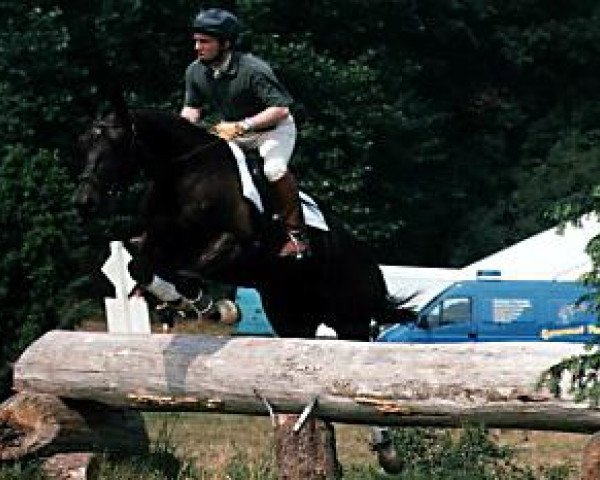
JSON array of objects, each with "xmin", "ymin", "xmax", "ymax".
[{"xmin": 269, "ymin": 172, "xmax": 311, "ymax": 259}]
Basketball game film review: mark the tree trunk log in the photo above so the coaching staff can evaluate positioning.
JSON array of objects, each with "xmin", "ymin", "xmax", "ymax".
[
  {"xmin": 11, "ymin": 331, "xmax": 600, "ymax": 432},
  {"xmin": 274, "ymin": 414, "xmax": 340, "ymax": 480},
  {"xmin": 0, "ymin": 392, "xmax": 149, "ymax": 460}
]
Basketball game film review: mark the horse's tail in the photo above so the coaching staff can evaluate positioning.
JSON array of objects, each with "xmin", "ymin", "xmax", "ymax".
[{"xmin": 370, "ymin": 293, "xmax": 418, "ymax": 340}]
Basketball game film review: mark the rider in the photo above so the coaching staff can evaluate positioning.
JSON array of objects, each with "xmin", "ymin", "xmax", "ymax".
[{"xmin": 181, "ymin": 8, "xmax": 310, "ymax": 259}]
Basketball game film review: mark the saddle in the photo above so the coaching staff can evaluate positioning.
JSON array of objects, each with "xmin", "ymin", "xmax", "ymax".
[{"xmin": 244, "ymin": 150, "xmax": 275, "ymax": 219}]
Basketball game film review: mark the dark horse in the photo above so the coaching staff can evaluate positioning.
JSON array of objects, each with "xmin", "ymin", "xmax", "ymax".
[{"xmin": 74, "ymin": 103, "xmax": 410, "ymax": 340}]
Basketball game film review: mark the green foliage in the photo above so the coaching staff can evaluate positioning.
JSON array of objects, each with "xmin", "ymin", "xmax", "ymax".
[
  {"xmin": 94, "ymin": 425, "xmax": 572, "ymax": 480},
  {"xmin": 3, "ymin": 0, "xmax": 600, "ymax": 266},
  {"xmin": 539, "ymin": 347, "xmax": 600, "ymax": 406},
  {"xmin": 96, "ymin": 417, "xmax": 199, "ymax": 479},
  {"xmin": 212, "ymin": 448, "xmax": 275, "ymax": 480},
  {"xmin": 0, "ymin": 146, "xmax": 86, "ymax": 398},
  {"xmin": 0, "ymin": 4, "xmax": 88, "ymax": 151},
  {"xmin": 248, "ymin": 35, "xmax": 401, "ymax": 239},
  {"xmin": 2, "ymin": 0, "xmax": 600, "ymax": 397},
  {"xmin": 0, "ymin": 424, "xmax": 575, "ymax": 479},
  {"xmin": 0, "ymin": 462, "xmax": 46, "ymax": 480},
  {"xmin": 366, "ymin": 426, "xmax": 573, "ymax": 480}
]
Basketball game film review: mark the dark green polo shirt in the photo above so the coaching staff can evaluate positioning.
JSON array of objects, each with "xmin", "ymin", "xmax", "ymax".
[{"xmin": 183, "ymin": 52, "xmax": 293, "ymax": 121}]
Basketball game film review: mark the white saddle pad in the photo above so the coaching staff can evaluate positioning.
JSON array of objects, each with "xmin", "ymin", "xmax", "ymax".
[{"xmin": 228, "ymin": 142, "xmax": 329, "ymax": 231}]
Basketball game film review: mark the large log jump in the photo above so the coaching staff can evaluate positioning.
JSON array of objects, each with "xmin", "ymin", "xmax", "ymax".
[
  {"xmin": 3, "ymin": 330, "xmax": 600, "ymax": 478},
  {"xmin": 10, "ymin": 331, "xmax": 597, "ymax": 430}
]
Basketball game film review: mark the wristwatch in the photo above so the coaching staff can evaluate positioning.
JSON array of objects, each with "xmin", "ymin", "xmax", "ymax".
[{"xmin": 239, "ymin": 118, "xmax": 254, "ymax": 133}]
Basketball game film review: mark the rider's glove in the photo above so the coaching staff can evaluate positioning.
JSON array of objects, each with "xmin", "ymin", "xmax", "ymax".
[{"xmin": 211, "ymin": 121, "xmax": 245, "ymax": 140}]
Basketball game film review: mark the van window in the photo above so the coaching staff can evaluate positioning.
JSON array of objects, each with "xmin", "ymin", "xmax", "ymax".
[
  {"xmin": 426, "ymin": 297, "xmax": 471, "ymax": 328},
  {"xmin": 426, "ymin": 304, "xmax": 441, "ymax": 328}
]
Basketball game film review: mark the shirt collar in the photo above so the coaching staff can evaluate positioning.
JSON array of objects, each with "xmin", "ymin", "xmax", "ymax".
[{"xmin": 211, "ymin": 51, "xmax": 240, "ymax": 78}]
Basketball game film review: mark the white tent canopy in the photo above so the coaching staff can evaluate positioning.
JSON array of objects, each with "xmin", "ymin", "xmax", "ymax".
[
  {"xmin": 461, "ymin": 214, "xmax": 599, "ymax": 281},
  {"xmin": 381, "ymin": 213, "xmax": 600, "ymax": 309}
]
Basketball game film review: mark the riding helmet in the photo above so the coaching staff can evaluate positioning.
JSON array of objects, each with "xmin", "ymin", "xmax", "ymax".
[{"xmin": 192, "ymin": 8, "xmax": 242, "ymax": 44}]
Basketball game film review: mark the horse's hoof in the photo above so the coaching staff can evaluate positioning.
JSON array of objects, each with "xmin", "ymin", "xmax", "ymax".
[{"xmin": 210, "ymin": 299, "xmax": 240, "ymax": 325}]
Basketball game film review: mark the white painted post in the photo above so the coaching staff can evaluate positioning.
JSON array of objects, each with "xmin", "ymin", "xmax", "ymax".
[{"xmin": 101, "ymin": 241, "xmax": 151, "ymax": 334}]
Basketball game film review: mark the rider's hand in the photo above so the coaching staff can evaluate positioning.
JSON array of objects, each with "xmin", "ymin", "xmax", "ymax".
[{"xmin": 211, "ymin": 121, "xmax": 245, "ymax": 140}]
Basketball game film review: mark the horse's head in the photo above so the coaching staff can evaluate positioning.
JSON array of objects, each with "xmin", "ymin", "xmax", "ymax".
[{"xmin": 73, "ymin": 101, "xmax": 140, "ymax": 212}]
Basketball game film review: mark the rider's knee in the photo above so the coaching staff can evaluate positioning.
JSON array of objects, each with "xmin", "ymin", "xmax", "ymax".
[{"xmin": 263, "ymin": 158, "xmax": 287, "ymax": 182}]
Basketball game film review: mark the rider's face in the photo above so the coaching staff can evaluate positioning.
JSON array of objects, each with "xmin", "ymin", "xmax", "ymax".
[{"xmin": 193, "ymin": 33, "xmax": 227, "ymax": 64}]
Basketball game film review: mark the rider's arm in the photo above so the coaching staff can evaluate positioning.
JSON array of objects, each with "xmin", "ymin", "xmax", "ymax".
[
  {"xmin": 181, "ymin": 106, "xmax": 201, "ymax": 124},
  {"xmin": 241, "ymin": 106, "xmax": 289, "ymax": 132}
]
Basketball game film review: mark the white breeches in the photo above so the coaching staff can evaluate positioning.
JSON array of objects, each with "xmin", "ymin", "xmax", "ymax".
[{"xmin": 232, "ymin": 115, "xmax": 296, "ymax": 182}]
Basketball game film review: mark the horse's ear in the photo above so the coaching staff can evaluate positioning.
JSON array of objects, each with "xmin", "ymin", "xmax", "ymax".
[{"xmin": 110, "ymin": 89, "xmax": 133, "ymax": 135}]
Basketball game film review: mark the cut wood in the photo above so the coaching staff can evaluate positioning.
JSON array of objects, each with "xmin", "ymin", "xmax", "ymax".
[
  {"xmin": 42, "ymin": 453, "xmax": 99, "ymax": 480},
  {"xmin": 0, "ymin": 391, "xmax": 149, "ymax": 460},
  {"xmin": 581, "ymin": 432, "xmax": 600, "ymax": 480},
  {"xmin": 11, "ymin": 331, "xmax": 600, "ymax": 432},
  {"xmin": 274, "ymin": 414, "xmax": 341, "ymax": 480}
]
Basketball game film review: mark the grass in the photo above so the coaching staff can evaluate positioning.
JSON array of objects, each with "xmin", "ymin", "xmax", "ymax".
[
  {"xmin": 0, "ymin": 418, "xmax": 584, "ymax": 480},
  {"xmin": 142, "ymin": 413, "xmax": 376, "ymax": 469},
  {"xmin": 140, "ymin": 413, "xmax": 586, "ymax": 479}
]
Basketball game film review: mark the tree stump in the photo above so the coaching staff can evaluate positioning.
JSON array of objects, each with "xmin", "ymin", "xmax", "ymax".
[
  {"xmin": 42, "ymin": 453, "xmax": 100, "ymax": 480},
  {"xmin": 0, "ymin": 392, "xmax": 149, "ymax": 460},
  {"xmin": 274, "ymin": 414, "xmax": 341, "ymax": 480},
  {"xmin": 581, "ymin": 431, "xmax": 600, "ymax": 480}
]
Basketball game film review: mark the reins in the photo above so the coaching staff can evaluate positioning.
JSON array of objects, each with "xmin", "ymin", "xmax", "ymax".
[
  {"xmin": 126, "ymin": 118, "xmax": 226, "ymax": 165},
  {"xmin": 170, "ymin": 134, "xmax": 225, "ymax": 164}
]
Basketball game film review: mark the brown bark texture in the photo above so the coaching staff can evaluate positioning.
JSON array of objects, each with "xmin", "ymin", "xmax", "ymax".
[
  {"xmin": 0, "ymin": 391, "xmax": 149, "ymax": 460},
  {"xmin": 274, "ymin": 414, "xmax": 341, "ymax": 480},
  {"xmin": 581, "ymin": 431, "xmax": 600, "ymax": 480},
  {"xmin": 42, "ymin": 453, "xmax": 100, "ymax": 480}
]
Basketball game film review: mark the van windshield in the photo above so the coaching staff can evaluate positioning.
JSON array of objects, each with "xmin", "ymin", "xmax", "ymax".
[{"xmin": 425, "ymin": 297, "xmax": 472, "ymax": 329}]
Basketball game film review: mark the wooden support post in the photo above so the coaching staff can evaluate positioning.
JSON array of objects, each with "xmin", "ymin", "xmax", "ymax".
[
  {"xmin": 274, "ymin": 414, "xmax": 340, "ymax": 480},
  {"xmin": 581, "ymin": 431, "xmax": 600, "ymax": 480}
]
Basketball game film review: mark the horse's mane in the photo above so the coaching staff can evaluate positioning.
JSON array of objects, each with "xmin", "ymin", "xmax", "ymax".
[{"xmin": 130, "ymin": 108, "xmax": 218, "ymax": 155}]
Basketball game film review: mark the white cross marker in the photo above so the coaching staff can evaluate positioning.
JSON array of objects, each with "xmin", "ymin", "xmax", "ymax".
[{"xmin": 101, "ymin": 241, "xmax": 151, "ymax": 333}]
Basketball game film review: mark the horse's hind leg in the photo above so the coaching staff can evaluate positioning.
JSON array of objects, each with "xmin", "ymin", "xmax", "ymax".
[
  {"xmin": 333, "ymin": 314, "xmax": 371, "ymax": 341},
  {"xmin": 259, "ymin": 292, "xmax": 318, "ymax": 339}
]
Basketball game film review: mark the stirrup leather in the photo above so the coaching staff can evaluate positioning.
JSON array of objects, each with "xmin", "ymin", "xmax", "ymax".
[{"xmin": 279, "ymin": 230, "xmax": 311, "ymax": 259}]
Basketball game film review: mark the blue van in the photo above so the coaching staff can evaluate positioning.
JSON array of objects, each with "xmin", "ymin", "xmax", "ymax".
[{"xmin": 378, "ymin": 279, "xmax": 599, "ymax": 343}]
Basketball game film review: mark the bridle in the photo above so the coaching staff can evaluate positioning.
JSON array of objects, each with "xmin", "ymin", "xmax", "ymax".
[
  {"xmin": 78, "ymin": 120, "xmax": 137, "ymax": 196},
  {"xmin": 79, "ymin": 115, "xmax": 226, "ymax": 194}
]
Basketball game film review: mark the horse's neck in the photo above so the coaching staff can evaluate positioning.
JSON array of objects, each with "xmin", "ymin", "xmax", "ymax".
[{"xmin": 133, "ymin": 111, "xmax": 215, "ymax": 167}]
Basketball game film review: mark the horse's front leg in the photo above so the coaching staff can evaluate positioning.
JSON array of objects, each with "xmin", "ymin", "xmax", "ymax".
[
  {"xmin": 127, "ymin": 236, "xmax": 211, "ymax": 324},
  {"xmin": 131, "ymin": 232, "xmax": 240, "ymax": 300},
  {"xmin": 192, "ymin": 232, "xmax": 243, "ymax": 274},
  {"xmin": 127, "ymin": 235, "xmax": 185, "ymax": 303}
]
